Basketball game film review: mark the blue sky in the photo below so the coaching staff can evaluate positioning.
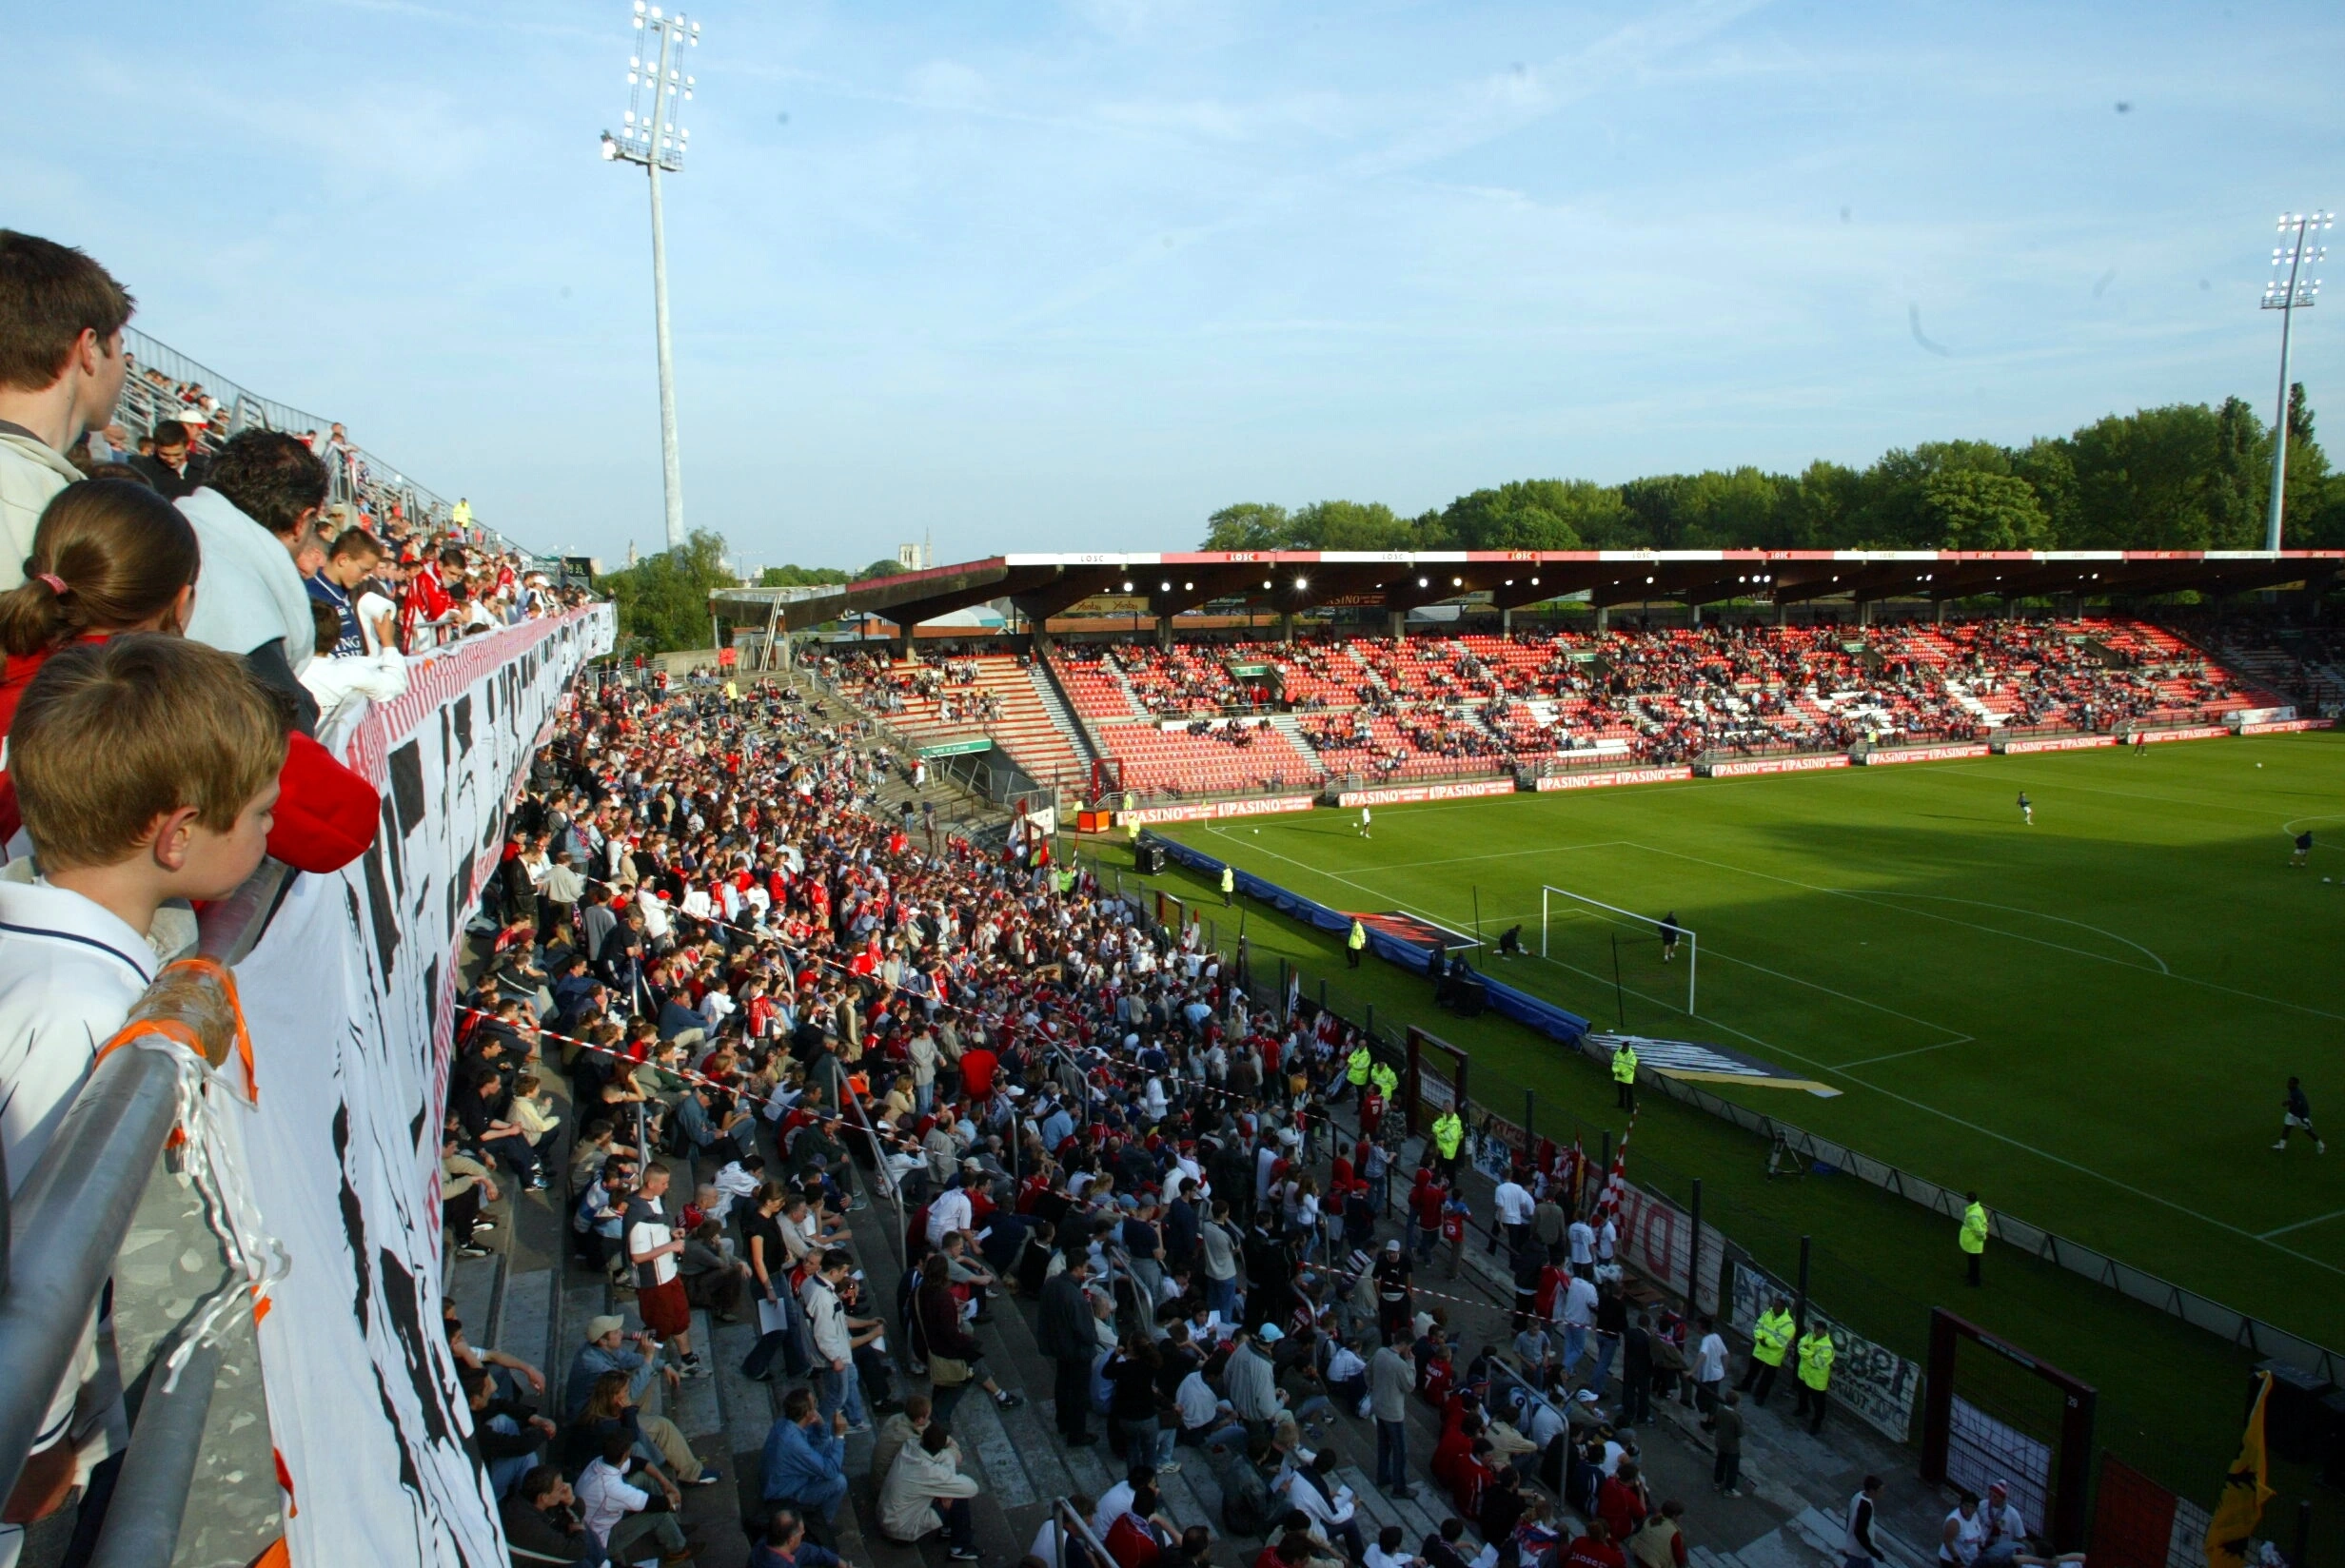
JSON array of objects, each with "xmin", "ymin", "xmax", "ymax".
[{"xmin": 11, "ymin": 0, "xmax": 2339, "ymax": 568}]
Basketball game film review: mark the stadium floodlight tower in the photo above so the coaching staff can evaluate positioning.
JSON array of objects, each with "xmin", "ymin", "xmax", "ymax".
[
  {"xmin": 600, "ymin": 2, "xmax": 701, "ymax": 553},
  {"xmin": 2260, "ymin": 210, "xmax": 2330, "ymax": 550}
]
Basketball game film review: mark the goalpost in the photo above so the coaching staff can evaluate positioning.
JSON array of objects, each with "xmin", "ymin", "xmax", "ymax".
[{"xmin": 1540, "ymin": 886, "xmax": 1697, "ymax": 1015}]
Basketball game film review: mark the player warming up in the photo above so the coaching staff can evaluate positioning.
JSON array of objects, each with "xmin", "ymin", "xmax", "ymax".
[
  {"xmin": 1659, "ymin": 911, "xmax": 1683, "ymax": 961},
  {"xmin": 2291, "ymin": 831, "xmax": 2313, "ymax": 868},
  {"xmin": 1358, "ymin": 805, "xmax": 1371, "ymax": 839},
  {"xmin": 2276, "ymin": 1077, "xmax": 2325, "ymax": 1153},
  {"xmin": 2017, "ymin": 792, "xmax": 2033, "ymax": 825}
]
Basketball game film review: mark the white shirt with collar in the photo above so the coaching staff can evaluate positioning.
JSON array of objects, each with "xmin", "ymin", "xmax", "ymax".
[
  {"xmin": 0, "ymin": 877, "xmax": 162, "ymax": 1198},
  {"xmin": 0, "ymin": 876, "xmax": 163, "ymax": 1466},
  {"xmin": 575, "ymin": 1455, "xmax": 650, "ymax": 1540}
]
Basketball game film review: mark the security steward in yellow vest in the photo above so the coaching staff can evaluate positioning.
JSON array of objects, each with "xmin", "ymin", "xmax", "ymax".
[
  {"xmin": 1430, "ymin": 1108, "xmax": 1466, "ymax": 1175},
  {"xmin": 1369, "ymin": 1061, "xmax": 1399, "ymax": 1104},
  {"xmin": 1347, "ymin": 918, "xmax": 1368, "ymax": 969},
  {"xmin": 1346, "ymin": 1046, "xmax": 1373, "ymax": 1102},
  {"xmin": 1960, "ymin": 1191, "xmax": 1988, "ymax": 1286},
  {"xmin": 1220, "ymin": 865, "xmax": 1235, "ymax": 906},
  {"xmin": 1610, "ymin": 1038, "xmax": 1640, "ymax": 1112},
  {"xmin": 1738, "ymin": 1296, "xmax": 1795, "ymax": 1405},
  {"xmin": 1793, "ymin": 1323, "xmax": 1835, "ymax": 1435}
]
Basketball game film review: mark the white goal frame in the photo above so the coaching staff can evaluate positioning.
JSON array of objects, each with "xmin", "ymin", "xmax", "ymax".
[{"xmin": 1540, "ymin": 886, "xmax": 1697, "ymax": 1014}]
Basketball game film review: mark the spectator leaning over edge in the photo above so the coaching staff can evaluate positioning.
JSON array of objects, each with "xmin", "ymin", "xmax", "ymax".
[
  {"xmin": 181, "ymin": 429, "xmax": 332, "ymax": 735},
  {"xmin": 0, "ymin": 233, "xmax": 133, "ymax": 591},
  {"xmin": 0, "ymin": 635, "xmax": 286, "ymax": 1550}
]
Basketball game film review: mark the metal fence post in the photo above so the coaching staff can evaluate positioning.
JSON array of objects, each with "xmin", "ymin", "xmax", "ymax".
[{"xmin": 1687, "ymin": 1179, "xmax": 1704, "ymax": 1307}]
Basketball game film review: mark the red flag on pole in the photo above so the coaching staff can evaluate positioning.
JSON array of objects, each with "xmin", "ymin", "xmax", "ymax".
[{"xmin": 1596, "ymin": 1118, "xmax": 1635, "ymax": 1224}]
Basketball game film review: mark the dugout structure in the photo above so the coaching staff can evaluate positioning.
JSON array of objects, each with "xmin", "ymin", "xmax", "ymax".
[
  {"xmin": 1920, "ymin": 1308, "xmax": 2098, "ymax": 1552},
  {"xmin": 1540, "ymin": 886, "xmax": 1697, "ymax": 1015}
]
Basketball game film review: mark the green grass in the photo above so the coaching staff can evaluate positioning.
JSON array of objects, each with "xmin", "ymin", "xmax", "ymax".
[{"xmin": 1094, "ymin": 729, "xmax": 2345, "ymax": 1512}]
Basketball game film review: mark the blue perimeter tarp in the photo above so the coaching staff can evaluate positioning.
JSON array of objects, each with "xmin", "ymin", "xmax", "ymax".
[{"xmin": 1145, "ymin": 833, "xmax": 1591, "ymax": 1047}]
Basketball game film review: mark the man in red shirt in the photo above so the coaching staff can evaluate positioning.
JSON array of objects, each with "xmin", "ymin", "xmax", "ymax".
[{"xmin": 959, "ymin": 1045, "xmax": 998, "ymax": 1101}]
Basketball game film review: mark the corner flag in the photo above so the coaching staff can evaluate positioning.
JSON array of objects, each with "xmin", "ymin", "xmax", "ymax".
[{"xmin": 2205, "ymin": 1371, "xmax": 2276, "ymax": 1568}]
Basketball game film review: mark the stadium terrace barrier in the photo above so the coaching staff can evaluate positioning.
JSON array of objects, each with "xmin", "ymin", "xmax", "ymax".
[
  {"xmin": 1991, "ymin": 733, "xmax": 2116, "ymax": 754},
  {"xmin": 1615, "ymin": 1055, "xmax": 2345, "ymax": 1388},
  {"xmin": 0, "ymin": 606, "xmax": 613, "ymax": 1566},
  {"xmin": 1330, "ymin": 777, "xmax": 1516, "ymax": 807},
  {"xmin": 1852, "ymin": 742, "xmax": 1992, "ymax": 765},
  {"xmin": 1531, "ymin": 764, "xmax": 1694, "ymax": 791},
  {"xmin": 1695, "ymin": 752, "xmax": 1851, "ymax": 777},
  {"xmin": 1145, "ymin": 833, "xmax": 1592, "ymax": 1050},
  {"xmin": 1124, "ymin": 794, "xmax": 1317, "ymax": 824}
]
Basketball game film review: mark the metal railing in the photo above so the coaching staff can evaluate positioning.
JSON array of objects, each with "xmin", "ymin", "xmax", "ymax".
[
  {"xmin": 114, "ymin": 326, "xmax": 549, "ymax": 566},
  {"xmin": 0, "ymin": 859, "xmax": 291, "ymax": 1564}
]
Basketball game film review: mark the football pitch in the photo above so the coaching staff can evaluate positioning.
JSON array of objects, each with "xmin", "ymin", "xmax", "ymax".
[{"xmin": 1126, "ymin": 729, "xmax": 2345, "ymax": 1485}]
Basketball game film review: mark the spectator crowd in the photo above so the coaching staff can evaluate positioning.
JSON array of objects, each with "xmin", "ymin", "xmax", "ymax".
[{"xmin": 413, "ymin": 652, "xmax": 1914, "ymax": 1568}]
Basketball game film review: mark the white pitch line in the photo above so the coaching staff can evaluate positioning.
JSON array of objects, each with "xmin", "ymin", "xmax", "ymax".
[
  {"xmin": 1834, "ymin": 1037, "xmax": 1977, "ymax": 1068},
  {"xmin": 1624, "ymin": 841, "xmax": 2345, "ymax": 1024},
  {"xmin": 1842, "ymin": 891, "xmax": 2169, "ymax": 974},
  {"xmin": 2261, "ymin": 1206, "xmax": 2345, "ymax": 1241},
  {"xmin": 1196, "ymin": 821, "xmax": 2345, "ymax": 1280}
]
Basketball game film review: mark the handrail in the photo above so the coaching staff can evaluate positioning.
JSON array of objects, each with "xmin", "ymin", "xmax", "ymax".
[
  {"xmin": 0, "ymin": 857, "xmax": 290, "ymax": 1508},
  {"xmin": 1050, "ymin": 1494, "xmax": 1118, "ymax": 1568}
]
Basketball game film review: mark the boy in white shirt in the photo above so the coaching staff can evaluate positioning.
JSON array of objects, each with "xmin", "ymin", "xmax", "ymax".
[{"xmin": 0, "ymin": 637, "xmax": 286, "ymax": 1552}]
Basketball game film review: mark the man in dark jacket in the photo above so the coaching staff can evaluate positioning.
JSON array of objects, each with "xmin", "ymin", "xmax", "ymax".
[
  {"xmin": 501, "ymin": 1465, "xmax": 603, "ymax": 1566},
  {"xmin": 1618, "ymin": 1311, "xmax": 1655, "ymax": 1427},
  {"xmin": 1165, "ymin": 1179, "xmax": 1204, "ymax": 1274},
  {"xmin": 1037, "ymin": 1255, "xmax": 1101, "ymax": 1445}
]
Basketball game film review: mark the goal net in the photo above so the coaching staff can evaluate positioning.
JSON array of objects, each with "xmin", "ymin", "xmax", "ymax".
[{"xmin": 1539, "ymin": 886, "xmax": 1697, "ymax": 1015}]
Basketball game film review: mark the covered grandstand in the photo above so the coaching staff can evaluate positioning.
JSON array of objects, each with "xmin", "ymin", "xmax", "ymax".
[{"xmin": 712, "ymin": 549, "xmax": 2345, "ymax": 805}]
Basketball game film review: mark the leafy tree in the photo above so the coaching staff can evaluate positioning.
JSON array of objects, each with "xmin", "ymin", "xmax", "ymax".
[
  {"xmin": 1202, "ymin": 502, "xmax": 1294, "ymax": 550},
  {"xmin": 857, "ymin": 559, "xmax": 909, "ymax": 579},
  {"xmin": 1441, "ymin": 480, "xmax": 1627, "ymax": 550},
  {"xmin": 1913, "ymin": 469, "xmax": 2054, "ymax": 550},
  {"xmin": 1288, "ymin": 500, "xmax": 1437, "ymax": 550},
  {"xmin": 601, "ymin": 528, "xmax": 734, "ymax": 653},
  {"xmin": 759, "ymin": 564, "xmax": 853, "ymax": 587}
]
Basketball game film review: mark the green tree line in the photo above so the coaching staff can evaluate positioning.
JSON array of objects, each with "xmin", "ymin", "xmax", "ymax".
[
  {"xmin": 1204, "ymin": 390, "xmax": 2345, "ymax": 555},
  {"xmin": 601, "ymin": 532, "xmax": 905, "ymax": 653}
]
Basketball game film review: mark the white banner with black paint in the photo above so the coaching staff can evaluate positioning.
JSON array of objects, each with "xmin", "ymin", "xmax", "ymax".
[
  {"xmin": 227, "ymin": 608, "xmax": 612, "ymax": 1567},
  {"xmin": 1728, "ymin": 1259, "xmax": 1921, "ymax": 1443}
]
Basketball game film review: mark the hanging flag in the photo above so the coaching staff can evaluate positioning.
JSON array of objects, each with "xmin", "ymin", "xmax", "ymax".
[
  {"xmin": 2205, "ymin": 1371, "xmax": 2276, "ymax": 1568},
  {"xmin": 1596, "ymin": 1119, "xmax": 1636, "ymax": 1224},
  {"xmin": 1285, "ymin": 964, "xmax": 1301, "ymax": 1022}
]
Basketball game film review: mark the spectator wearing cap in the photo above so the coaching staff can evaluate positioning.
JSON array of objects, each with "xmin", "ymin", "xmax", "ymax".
[
  {"xmin": 0, "ymin": 231, "xmax": 134, "ymax": 589},
  {"xmin": 1226, "ymin": 1323, "xmax": 1287, "ymax": 1435},
  {"xmin": 563, "ymin": 1314, "xmax": 679, "ymax": 1420}
]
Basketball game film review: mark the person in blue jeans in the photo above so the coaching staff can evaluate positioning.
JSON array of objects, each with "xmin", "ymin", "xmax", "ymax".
[
  {"xmin": 762, "ymin": 1389, "xmax": 851, "ymax": 1537},
  {"xmin": 1370, "ymin": 1342, "xmax": 1415, "ymax": 1498}
]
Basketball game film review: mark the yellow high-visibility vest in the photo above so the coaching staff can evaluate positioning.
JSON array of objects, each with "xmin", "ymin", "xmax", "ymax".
[
  {"xmin": 1348, "ymin": 920, "xmax": 1368, "ymax": 951},
  {"xmin": 1347, "ymin": 1048, "xmax": 1373, "ymax": 1086},
  {"xmin": 1960, "ymin": 1202, "xmax": 1988, "ymax": 1255},
  {"xmin": 1751, "ymin": 1307, "xmax": 1795, "ymax": 1366},
  {"xmin": 1797, "ymin": 1329, "xmax": 1834, "ymax": 1390},
  {"xmin": 1431, "ymin": 1112, "xmax": 1465, "ymax": 1160},
  {"xmin": 1611, "ymin": 1044, "xmax": 1639, "ymax": 1085},
  {"xmin": 1370, "ymin": 1064, "xmax": 1399, "ymax": 1099}
]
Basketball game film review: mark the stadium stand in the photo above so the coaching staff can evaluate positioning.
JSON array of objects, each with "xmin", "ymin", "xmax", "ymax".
[{"xmin": 985, "ymin": 620, "xmax": 2290, "ymax": 791}]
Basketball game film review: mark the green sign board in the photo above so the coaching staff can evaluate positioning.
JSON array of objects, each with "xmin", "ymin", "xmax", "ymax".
[
  {"xmin": 918, "ymin": 736, "xmax": 995, "ymax": 759},
  {"xmin": 1226, "ymin": 662, "xmax": 1273, "ymax": 678}
]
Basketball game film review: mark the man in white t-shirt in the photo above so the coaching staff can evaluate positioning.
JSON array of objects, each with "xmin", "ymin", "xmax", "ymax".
[
  {"xmin": 1693, "ymin": 1314, "xmax": 1729, "ymax": 1429},
  {"xmin": 574, "ymin": 1434, "xmax": 687, "ymax": 1562},
  {"xmin": 1492, "ymin": 1177, "xmax": 1534, "ymax": 1255}
]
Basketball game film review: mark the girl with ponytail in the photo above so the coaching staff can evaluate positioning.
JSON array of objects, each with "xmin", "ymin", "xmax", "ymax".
[
  {"xmin": 0, "ymin": 478, "xmax": 199, "ymax": 736},
  {"xmin": 0, "ymin": 477, "xmax": 380, "ymax": 872}
]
